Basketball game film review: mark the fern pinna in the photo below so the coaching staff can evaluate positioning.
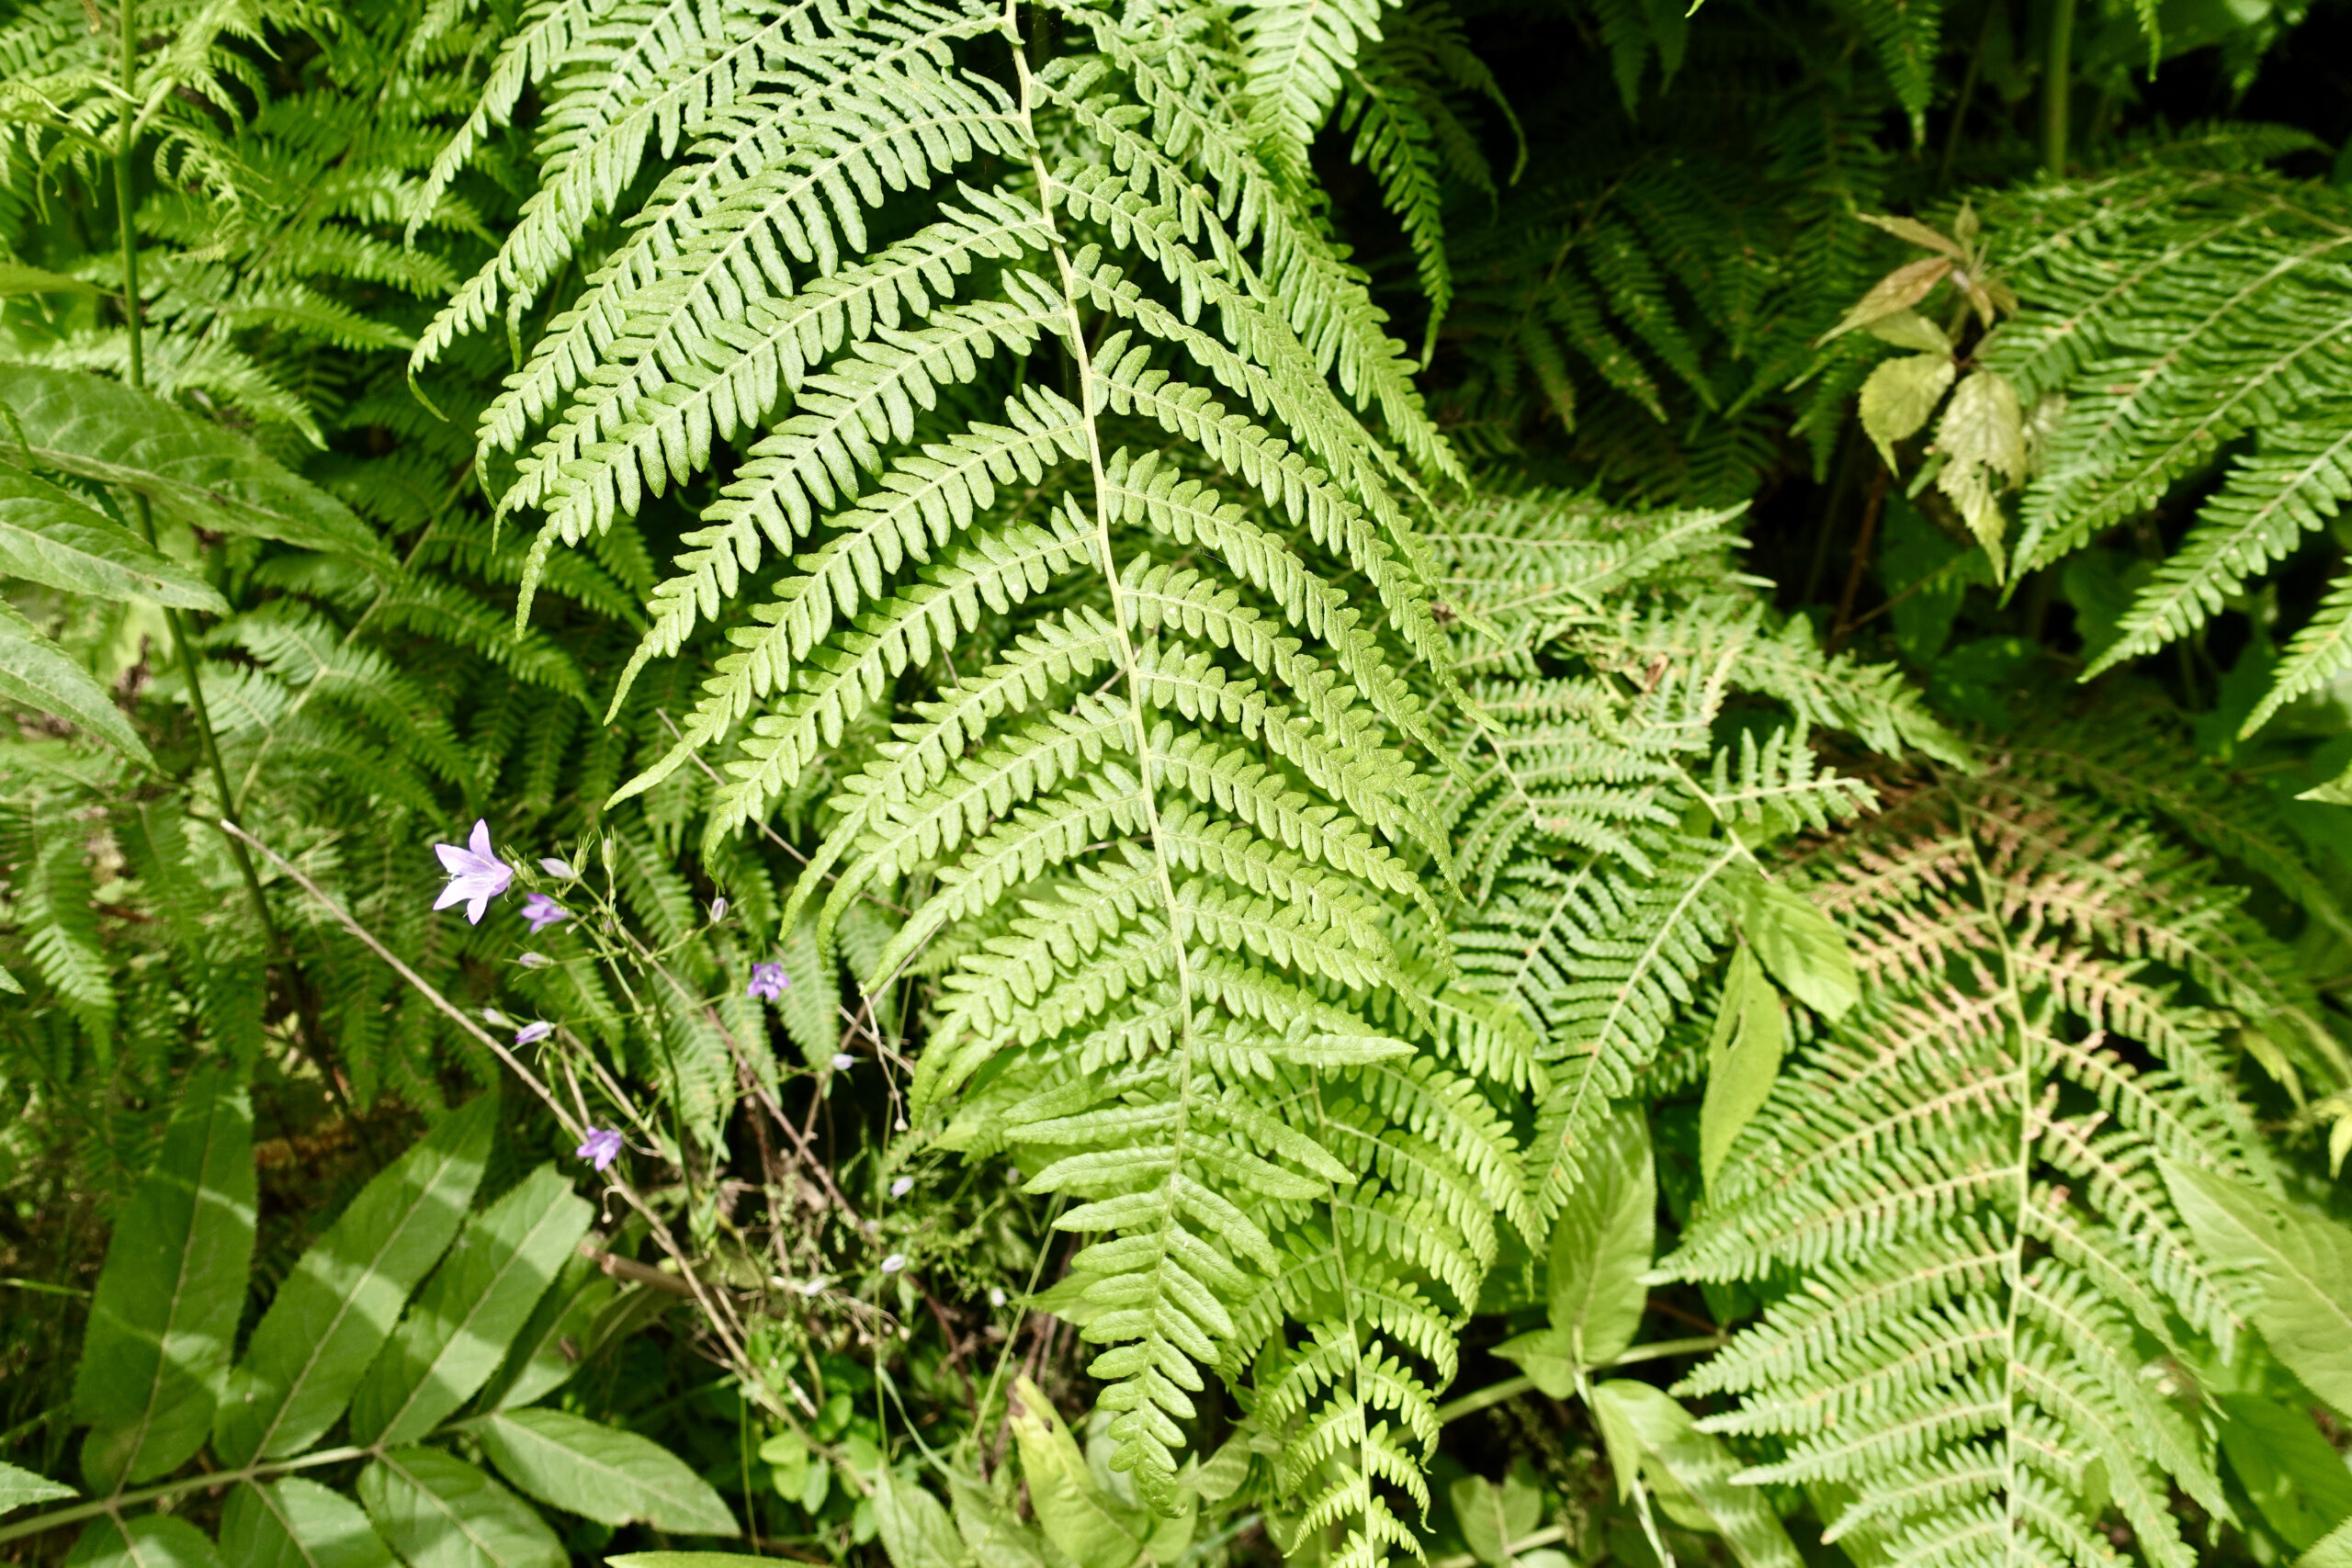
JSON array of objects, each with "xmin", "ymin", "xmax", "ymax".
[
  {"xmin": 1663, "ymin": 715, "xmax": 2323, "ymax": 1566},
  {"xmin": 421, "ymin": 0, "xmax": 1507, "ymax": 1551}
]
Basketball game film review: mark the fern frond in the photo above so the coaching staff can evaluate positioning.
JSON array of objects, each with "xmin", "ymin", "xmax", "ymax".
[{"xmin": 1664, "ymin": 728, "xmax": 2287, "ymax": 1562}]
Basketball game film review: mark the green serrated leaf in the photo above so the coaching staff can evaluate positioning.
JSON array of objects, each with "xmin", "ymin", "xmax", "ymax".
[
  {"xmin": 0, "ymin": 465, "xmax": 227, "ymax": 610},
  {"xmin": 2164, "ymin": 1161, "xmax": 2352, "ymax": 1412},
  {"xmin": 1448, "ymin": 1472, "xmax": 1542, "ymax": 1567},
  {"xmin": 358, "ymin": 1448, "xmax": 561, "ymax": 1568},
  {"xmin": 480, "ymin": 1409, "xmax": 736, "ymax": 1535},
  {"xmin": 348, "ymin": 1164, "xmax": 591, "ymax": 1448},
  {"xmin": 481, "ymin": 1253, "xmax": 616, "ymax": 1414},
  {"xmin": 0, "ymin": 366, "xmax": 391, "ymax": 571},
  {"xmin": 0, "ymin": 1460, "xmax": 74, "ymax": 1517},
  {"xmin": 1858, "ymin": 353, "xmax": 1956, "ymax": 471},
  {"xmin": 0, "ymin": 599, "xmax": 153, "ymax": 766},
  {"xmin": 1735, "ymin": 875, "xmax": 1859, "ymax": 1020},
  {"xmin": 221, "ymin": 1478, "xmax": 399, "ymax": 1568},
  {"xmin": 217, "ymin": 1096, "xmax": 496, "ymax": 1465},
  {"xmin": 63, "ymin": 1515, "xmax": 221, "ymax": 1568},
  {"xmin": 1702, "ymin": 945, "xmax": 1787, "ymax": 1190},
  {"xmin": 73, "ymin": 1070, "xmax": 254, "ymax": 1491}
]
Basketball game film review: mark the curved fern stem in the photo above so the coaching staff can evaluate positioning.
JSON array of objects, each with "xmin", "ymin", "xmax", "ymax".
[{"xmin": 111, "ymin": 0, "xmax": 364, "ymax": 1126}]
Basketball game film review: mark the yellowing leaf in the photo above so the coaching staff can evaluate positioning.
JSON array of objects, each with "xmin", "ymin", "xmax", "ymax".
[
  {"xmin": 1863, "ymin": 310, "xmax": 1954, "ymax": 354},
  {"xmin": 1859, "ymin": 353, "xmax": 1957, "ymax": 470},
  {"xmin": 1858, "ymin": 213, "xmax": 1964, "ymax": 258},
  {"xmin": 1819, "ymin": 256, "xmax": 1952, "ymax": 344}
]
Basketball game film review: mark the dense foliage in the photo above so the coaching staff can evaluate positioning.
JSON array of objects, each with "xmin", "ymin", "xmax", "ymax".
[{"xmin": 2, "ymin": 0, "xmax": 2351, "ymax": 1565}]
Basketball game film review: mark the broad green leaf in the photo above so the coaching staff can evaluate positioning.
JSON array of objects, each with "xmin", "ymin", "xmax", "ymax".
[
  {"xmin": 1009, "ymin": 1376, "xmax": 1159, "ymax": 1568},
  {"xmin": 0, "ymin": 264, "xmax": 100, "ymax": 296},
  {"xmin": 2165, "ymin": 1161, "xmax": 2352, "ymax": 1412},
  {"xmin": 63, "ymin": 1515, "xmax": 221, "ymax": 1568},
  {"xmin": 1702, "ymin": 945, "xmax": 1787, "ymax": 1189},
  {"xmin": 2311, "ymin": 1517, "xmax": 2352, "ymax": 1567},
  {"xmin": 1449, "ymin": 1473, "xmax": 1544, "ymax": 1566},
  {"xmin": 1589, "ymin": 1382, "xmax": 1801, "ymax": 1568},
  {"xmin": 221, "ymin": 1478, "xmax": 399, "ymax": 1568},
  {"xmin": 481, "ymin": 1252, "xmax": 615, "ymax": 1412},
  {"xmin": 217, "ymin": 1096, "xmax": 496, "ymax": 1464},
  {"xmin": 1858, "ymin": 353, "xmax": 1955, "ymax": 471},
  {"xmin": 0, "ymin": 366, "xmax": 391, "ymax": 570},
  {"xmin": 1498, "ymin": 1100, "xmax": 1656, "ymax": 1394},
  {"xmin": 358, "ymin": 1449, "xmax": 561, "ymax": 1568},
  {"xmin": 0, "ymin": 1460, "xmax": 74, "ymax": 1517},
  {"xmin": 0, "ymin": 600, "xmax": 153, "ymax": 766},
  {"xmin": 0, "ymin": 465, "xmax": 226, "ymax": 610},
  {"xmin": 607, "ymin": 1558, "xmax": 780, "ymax": 1567},
  {"xmin": 480, "ymin": 1409, "xmax": 736, "ymax": 1535},
  {"xmin": 875, "ymin": 1468, "xmax": 976, "ymax": 1568},
  {"xmin": 1735, "ymin": 875, "xmax": 1859, "ymax": 1020},
  {"xmin": 948, "ymin": 1475, "xmax": 1061, "ymax": 1568},
  {"xmin": 348, "ymin": 1164, "xmax": 591, "ymax": 1447},
  {"xmin": 73, "ymin": 1070, "xmax": 255, "ymax": 1491},
  {"xmin": 2218, "ymin": 1392, "xmax": 2352, "ymax": 1551}
]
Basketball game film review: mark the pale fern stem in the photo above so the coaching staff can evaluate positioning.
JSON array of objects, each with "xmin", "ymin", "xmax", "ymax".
[
  {"xmin": 1005, "ymin": 0, "xmax": 1217, "ymax": 1482},
  {"xmin": 112, "ymin": 0, "xmax": 356, "ymax": 1106},
  {"xmin": 1307, "ymin": 1064, "xmax": 1387, "ymax": 1561},
  {"xmin": 1950, "ymin": 782, "xmax": 2035, "ymax": 1565}
]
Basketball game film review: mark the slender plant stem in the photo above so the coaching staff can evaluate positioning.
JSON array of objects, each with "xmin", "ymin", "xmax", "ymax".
[
  {"xmin": 213, "ymin": 819, "xmax": 786, "ymax": 1423},
  {"xmin": 1939, "ymin": 0, "xmax": 2001, "ymax": 185},
  {"xmin": 111, "ymin": 1, "xmax": 371, "ymax": 1136},
  {"xmin": 116, "ymin": 3, "xmax": 264, "ymax": 928},
  {"xmin": 2042, "ymin": 0, "xmax": 2075, "ymax": 175},
  {"xmin": 1430, "ymin": 1334, "xmax": 1728, "ymax": 1426},
  {"xmin": 1433, "ymin": 1524, "xmax": 1571, "ymax": 1568},
  {"xmin": 0, "ymin": 1445, "xmax": 369, "ymax": 1546},
  {"xmin": 1830, "ymin": 462, "xmax": 1891, "ymax": 651}
]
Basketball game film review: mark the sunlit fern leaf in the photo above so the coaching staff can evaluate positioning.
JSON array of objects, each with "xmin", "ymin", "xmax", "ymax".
[
  {"xmin": 1976, "ymin": 164, "xmax": 2352, "ymax": 728},
  {"xmin": 1664, "ymin": 731, "xmax": 2301, "ymax": 1564},
  {"xmin": 1238, "ymin": 0, "xmax": 1396, "ymax": 174},
  {"xmin": 421, "ymin": 0, "xmax": 1518, "ymax": 1539}
]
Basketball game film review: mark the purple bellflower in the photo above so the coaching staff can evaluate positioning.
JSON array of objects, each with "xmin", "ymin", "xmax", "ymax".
[
  {"xmin": 514, "ymin": 1021, "xmax": 553, "ymax": 1045},
  {"xmin": 575, "ymin": 1127, "xmax": 622, "ymax": 1171},
  {"xmin": 746, "ymin": 963, "xmax": 788, "ymax": 1001},
  {"xmin": 433, "ymin": 819, "xmax": 513, "ymax": 924},
  {"xmin": 519, "ymin": 893, "xmax": 571, "ymax": 934}
]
